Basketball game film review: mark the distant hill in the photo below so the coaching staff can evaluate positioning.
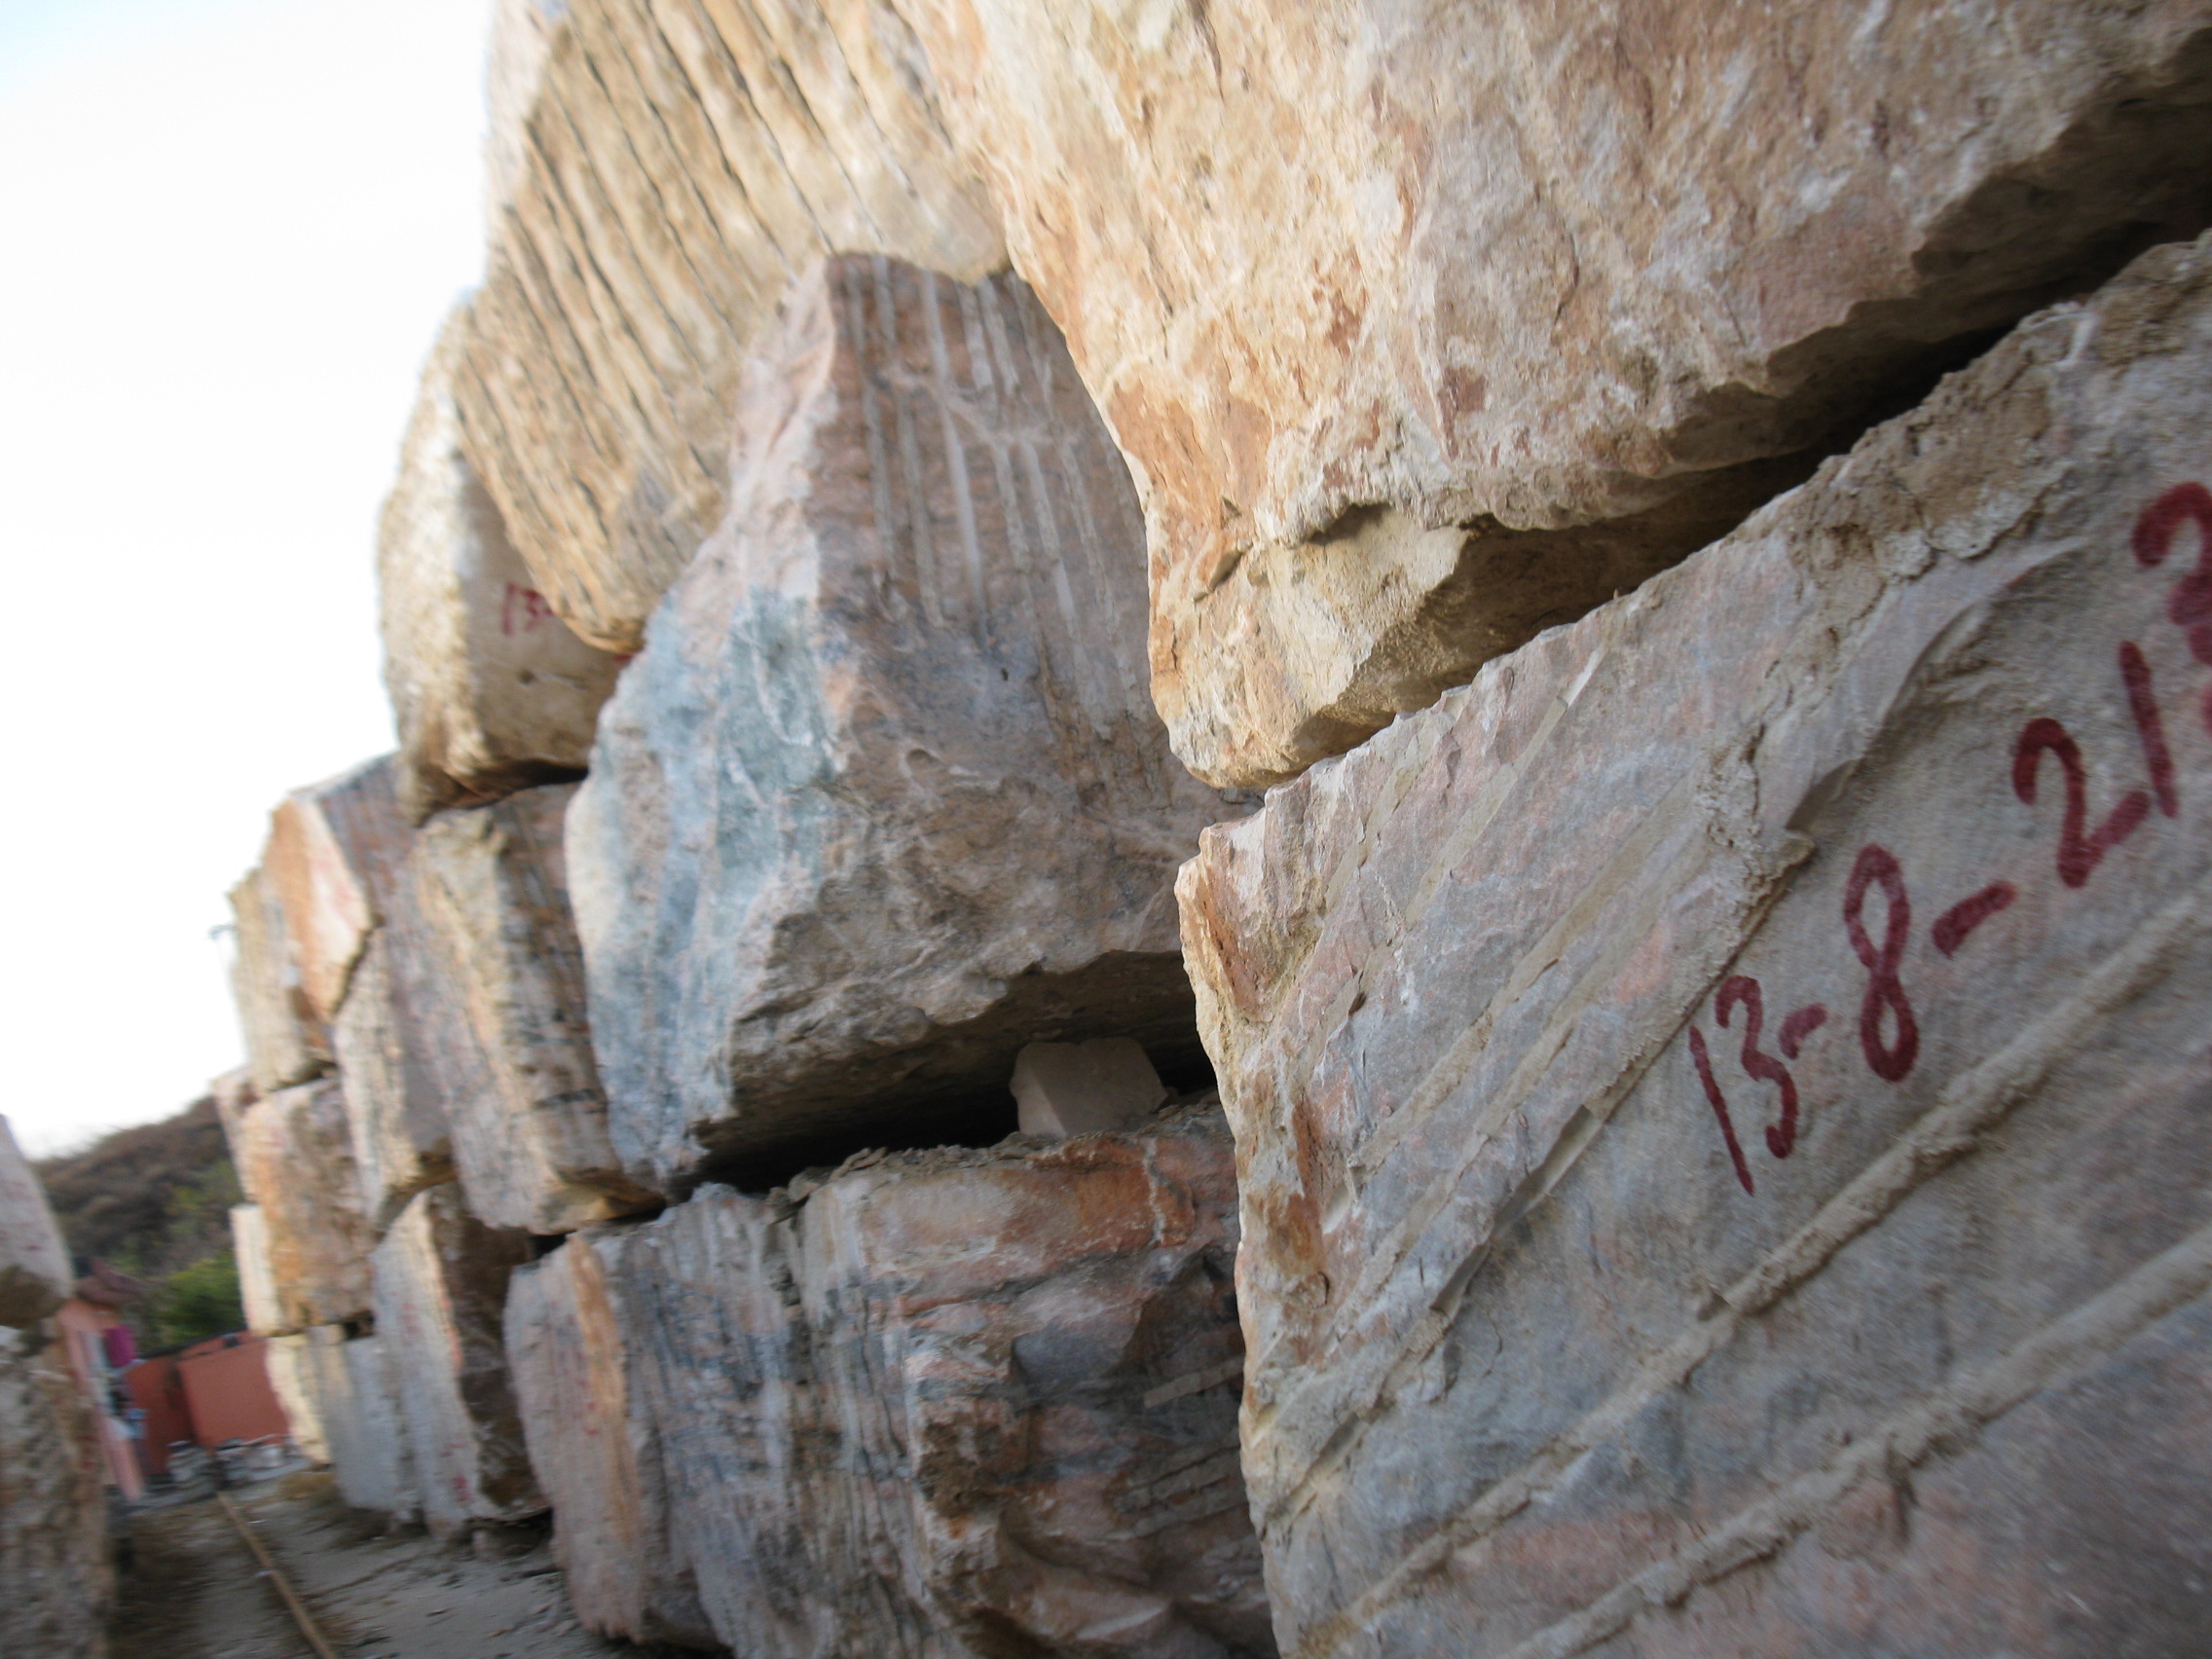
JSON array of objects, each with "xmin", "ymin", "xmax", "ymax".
[{"xmin": 35, "ymin": 1096, "xmax": 244, "ymax": 1350}]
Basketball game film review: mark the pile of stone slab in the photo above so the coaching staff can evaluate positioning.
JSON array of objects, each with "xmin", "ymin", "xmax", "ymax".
[
  {"xmin": 213, "ymin": 1, "xmax": 2212, "ymax": 1656},
  {"xmin": 0, "ymin": 1116, "xmax": 112, "ymax": 1659}
]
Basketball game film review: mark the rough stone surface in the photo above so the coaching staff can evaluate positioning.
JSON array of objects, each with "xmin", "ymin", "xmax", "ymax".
[
  {"xmin": 1011, "ymin": 1038, "xmax": 1167, "ymax": 1139},
  {"xmin": 371, "ymin": 1184, "xmax": 542, "ymax": 1539},
  {"xmin": 898, "ymin": 0, "xmax": 2212, "ymax": 786},
  {"xmin": 265, "ymin": 757, "xmax": 415, "ymax": 1023},
  {"xmin": 0, "ymin": 1323, "xmax": 110, "ymax": 1659},
  {"xmin": 229, "ymin": 1080, "xmax": 374, "ymax": 1333},
  {"xmin": 288, "ymin": 1325, "xmax": 421, "ymax": 1519},
  {"xmin": 262, "ymin": 1330, "xmax": 332, "ymax": 1463},
  {"xmin": 414, "ymin": 783, "xmax": 660, "ymax": 1232},
  {"xmin": 571, "ymin": 254, "xmax": 1230, "ymax": 1194},
  {"xmin": 1179, "ymin": 238, "xmax": 2212, "ymax": 1657},
  {"xmin": 0, "ymin": 1116, "xmax": 71, "ymax": 1329},
  {"xmin": 227, "ymin": 865, "xmax": 327, "ymax": 1094},
  {"xmin": 231, "ymin": 1203, "xmax": 286, "ymax": 1338},
  {"xmin": 605, "ymin": 1108, "xmax": 1271, "ymax": 1659},
  {"xmin": 330, "ymin": 930, "xmax": 457, "ymax": 1233},
  {"xmin": 380, "ymin": 311, "xmax": 622, "ymax": 823},
  {"xmin": 506, "ymin": 1228, "xmax": 715, "ymax": 1648},
  {"xmin": 454, "ymin": 0, "xmax": 1005, "ymax": 655}
]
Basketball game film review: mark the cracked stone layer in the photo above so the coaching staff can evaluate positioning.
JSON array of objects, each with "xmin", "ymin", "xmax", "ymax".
[
  {"xmin": 894, "ymin": 0, "xmax": 2212, "ymax": 785},
  {"xmin": 1179, "ymin": 236, "xmax": 2212, "ymax": 1657}
]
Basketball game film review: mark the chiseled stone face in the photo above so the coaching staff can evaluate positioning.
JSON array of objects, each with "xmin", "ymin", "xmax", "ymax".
[
  {"xmin": 229, "ymin": 1079, "xmax": 374, "ymax": 1333},
  {"xmin": 557, "ymin": 1109, "xmax": 1270, "ymax": 1659},
  {"xmin": 378, "ymin": 310, "xmax": 621, "ymax": 824},
  {"xmin": 371, "ymin": 1184, "xmax": 541, "ymax": 1540},
  {"xmin": 452, "ymin": 0, "xmax": 1005, "ymax": 656},
  {"xmin": 1179, "ymin": 238, "xmax": 2212, "ymax": 1657},
  {"xmin": 897, "ymin": 0, "xmax": 2212, "ymax": 787},
  {"xmin": 571, "ymin": 254, "xmax": 1231, "ymax": 1196}
]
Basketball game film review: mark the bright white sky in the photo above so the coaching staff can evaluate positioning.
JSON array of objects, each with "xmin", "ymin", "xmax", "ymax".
[{"xmin": 0, "ymin": 0, "xmax": 497, "ymax": 1154}]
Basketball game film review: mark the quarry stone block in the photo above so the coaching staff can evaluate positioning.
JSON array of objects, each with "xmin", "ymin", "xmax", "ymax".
[
  {"xmin": 0, "ymin": 1117, "xmax": 71, "ymax": 1329},
  {"xmin": 414, "ymin": 783, "xmax": 659, "ymax": 1232},
  {"xmin": 264, "ymin": 757, "xmax": 414, "ymax": 1023},
  {"xmin": 286, "ymin": 1325, "xmax": 420, "ymax": 1519},
  {"xmin": 329, "ymin": 931, "xmax": 456, "ymax": 1232},
  {"xmin": 1011, "ymin": 1037, "xmax": 1167, "ymax": 1139},
  {"xmin": 453, "ymin": 0, "xmax": 1005, "ymax": 655},
  {"xmin": 571, "ymin": 254, "xmax": 1230, "ymax": 1194},
  {"xmin": 371, "ymin": 1184, "xmax": 542, "ymax": 1539},
  {"xmin": 380, "ymin": 311, "xmax": 621, "ymax": 823},
  {"xmin": 896, "ymin": 0, "xmax": 2212, "ymax": 786},
  {"xmin": 261, "ymin": 1330, "xmax": 331, "ymax": 1464},
  {"xmin": 506, "ymin": 1227, "xmax": 714, "ymax": 1648},
  {"xmin": 229, "ymin": 1080, "xmax": 374, "ymax": 1333},
  {"xmin": 1178, "ymin": 237, "xmax": 2212, "ymax": 1657},
  {"xmin": 227, "ymin": 866, "xmax": 326, "ymax": 1093},
  {"xmin": 0, "ymin": 1324, "xmax": 111, "ymax": 1659},
  {"xmin": 231, "ymin": 1203, "xmax": 285, "ymax": 1339},
  {"xmin": 604, "ymin": 1108, "xmax": 1271, "ymax": 1659}
]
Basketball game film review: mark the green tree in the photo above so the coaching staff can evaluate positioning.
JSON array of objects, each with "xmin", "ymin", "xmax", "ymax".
[{"xmin": 151, "ymin": 1252, "xmax": 244, "ymax": 1348}]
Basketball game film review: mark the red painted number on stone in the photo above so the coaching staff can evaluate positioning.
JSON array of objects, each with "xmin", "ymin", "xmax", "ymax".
[
  {"xmin": 501, "ymin": 582, "xmax": 554, "ymax": 636},
  {"xmin": 1714, "ymin": 976, "xmax": 1812, "ymax": 1160},
  {"xmin": 2119, "ymin": 641, "xmax": 2180, "ymax": 817},
  {"xmin": 2132, "ymin": 481, "xmax": 2212, "ymax": 734},
  {"xmin": 1843, "ymin": 843, "xmax": 1918, "ymax": 1083},
  {"xmin": 1931, "ymin": 881, "xmax": 2017, "ymax": 956},
  {"xmin": 1689, "ymin": 1024, "xmax": 1754, "ymax": 1195},
  {"xmin": 2012, "ymin": 718, "xmax": 2150, "ymax": 888}
]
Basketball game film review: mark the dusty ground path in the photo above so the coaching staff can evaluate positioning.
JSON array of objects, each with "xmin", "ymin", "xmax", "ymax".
[{"xmin": 111, "ymin": 1472, "xmax": 710, "ymax": 1659}]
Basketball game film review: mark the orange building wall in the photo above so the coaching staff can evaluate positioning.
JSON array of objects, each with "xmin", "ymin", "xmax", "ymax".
[{"xmin": 173, "ymin": 1334, "xmax": 289, "ymax": 1447}]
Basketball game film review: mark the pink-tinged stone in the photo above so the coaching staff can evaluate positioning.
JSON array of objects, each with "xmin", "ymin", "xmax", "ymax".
[
  {"xmin": 263, "ymin": 757, "xmax": 413, "ymax": 1024},
  {"xmin": 371, "ymin": 1185, "xmax": 542, "ymax": 1540},
  {"xmin": 227, "ymin": 1080, "xmax": 374, "ymax": 1334},
  {"xmin": 569, "ymin": 254, "xmax": 1231, "ymax": 1196},
  {"xmin": 226, "ymin": 866, "xmax": 327, "ymax": 1094},
  {"xmin": 590, "ymin": 1108, "xmax": 1272, "ymax": 1659},
  {"xmin": 894, "ymin": 0, "xmax": 2212, "ymax": 787},
  {"xmin": 505, "ymin": 1228, "xmax": 715, "ymax": 1648},
  {"xmin": 1179, "ymin": 237, "xmax": 2212, "ymax": 1657}
]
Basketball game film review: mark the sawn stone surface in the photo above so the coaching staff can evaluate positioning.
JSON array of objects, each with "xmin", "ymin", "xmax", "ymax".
[
  {"xmin": 571, "ymin": 255, "xmax": 1229, "ymax": 1194},
  {"xmin": 1179, "ymin": 237, "xmax": 2212, "ymax": 1657},
  {"xmin": 898, "ymin": 0, "xmax": 2212, "ymax": 786}
]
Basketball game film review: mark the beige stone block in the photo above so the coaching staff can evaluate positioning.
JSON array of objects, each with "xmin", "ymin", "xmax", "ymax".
[
  {"xmin": 229, "ymin": 1079, "xmax": 374, "ymax": 1332},
  {"xmin": 505, "ymin": 1229, "xmax": 713, "ymax": 1647},
  {"xmin": 379, "ymin": 311, "xmax": 621, "ymax": 823},
  {"xmin": 608, "ymin": 1109, "xmax": 1270, "ymax": 1659},
  {"xmin": 571, "ymin": 255, "xmax": 1229, "ymax": 1194},
  {"xmin": 288, "ymin": 1325, "xmax": 420, "ymax": 1519},
  {"xmin": 231, "ymin": 1203, "xmax": 285, "ymax": 1339},
  {"xmin": 1011, "ymin": 1038, "xmax": 1167, "ymax": 1139},
  {"xmin": 372, "ymin": 1185, "xmax": 542, "ymax": 1539},
  {"xmin": 226, "ymin": 866, "xmax": 326, "ymax": 1094},
  {"xmin": 414, "ymin": 782, "xmax": 658, "ymax": 1233},
  {"xmin": 0, "ymin": 1116, "xmax": 70, "ymax": 1330},
  {"xmin": 328, "ymin": 931, "xmax": 455, "ymax": 1232},
  {"xmin": 894, "ymin": 0, "xmax": 2212, "ymax": 786},
  {"xmin": 261, "ymin": 1331, "xmax": 331, "ymax": 1464},
  {"xmin": 1178, "ymin": 237, "xmax": 2212, "ymax": 1656},
  {"xmin": 263, "ymin": 757, "xmax": 413, "ymax": 1023},
  {"xmin": 0, "ymin": 1324, "xmax": 111, "ymax": 1657},
  {"xmin": 452, "ymin": 0, "xmax": 1005, "ymax": 655}
]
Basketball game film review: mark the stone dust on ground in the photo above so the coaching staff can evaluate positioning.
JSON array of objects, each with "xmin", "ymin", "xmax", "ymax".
[{"xmin": 110, "ymin": 1470, "xmax": 710, "ymax": 1659}]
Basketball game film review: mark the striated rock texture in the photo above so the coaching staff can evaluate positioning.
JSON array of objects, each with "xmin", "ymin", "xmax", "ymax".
[
  {"xmin": 898, "ymin": 0, "xmax": 2212, "ymax": 786},
  {"xmin": 380, "ymin": 312, "xmax": 623, "ymax": 823},
  {"xmin": 454, "ymin": 0, "xmax": 1005, "ymax": 654},
  {"xmin": 506, "ymin": 1227, "xmax": 714, "ymax": 1648},
  {"xmin": 568, "ymin": 1108, "xmax": 1269, "ymax": 1659},
  {"xmin": 572, "ymin": 254, "xmax": 1228, "ymax": 1194},
  {"xmin": 0, "ymin": 1325, "xmax": 110, "ymax": 1659},
  {"xmin": 229, "ymin": 1080, "xmax": 374, "ymax": 1332},
  {"xmin": 1179, "ymin": 239, "xmax": 2212, "ymax": 1656},
  {"xmin": 414, "ymin": 783, "xmax": 659, "ymax": 1232},
  {"xmin": 227, "ymin": 865, "xmax": 327, "ymax": 1093},
  {"xmin": 372, "ymin": 1184, "xmax": 542, "ymax": 1539},
  {"xmin": 0, "ymin": 1118, "xmax": 70, "ymax": 1329},
  {"xmin": 330, "ymin": 931, "xmax": 457, "ymax": 1232}
]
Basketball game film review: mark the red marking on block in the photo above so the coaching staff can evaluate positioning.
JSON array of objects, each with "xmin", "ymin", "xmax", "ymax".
[
  {"xmin": 1931, "ymin": 881, "xmax": 2018, "ymax": 957},
  {"xmin": 1689, "ymin": 1024, "xmax": 1753, "ymax": 1196},
  {"xmin": 1777, "ymin": 1003, "xmax": 1828, "ymax": 1060},
  {"xmin": 2119, "ymin": 642, "xmax": 2179, "ymax": 817},
  {"xmin": 1715, "ymin": 976, "xmax": 1802, "ymax": 1160},
  {"xmin": 2013, "ymin": 718, "xmax": 2150, "ymax": 888},
  {"xmin": 1844, "ymin": 843, "xmax": 1918, "ymax": 1083}
]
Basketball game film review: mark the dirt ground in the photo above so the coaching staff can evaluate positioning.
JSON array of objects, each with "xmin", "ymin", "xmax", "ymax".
[{"xmin": 109, "ymin": 1471, "xmax": 710, "ymax": 1659}]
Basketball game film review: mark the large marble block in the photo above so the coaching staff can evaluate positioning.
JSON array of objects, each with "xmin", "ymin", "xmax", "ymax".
[
  {"xmin": 231, "ymin": 1203, "xmax": 285, "ymax": 1338},
  {"xmin": 229, "ymin": 1080, "xmax": 374, "ymax": 1332},
  {"xmin": 0, "ymin": 1116, "xmax": 70, "ymax": 1329},
  {"xmin": 380, "ymin": 311, "xmax": 621, "ymax": 822},
  {"xmin": 371, "ymin": 1185, "xmax": 542, "ymax": 1539},
  {"xmin": 329, "ymin": 931, "xmax": 456, "ymax": 1232},
  {"xmin": 571, "ymin": 254, "xmax": 1229, "ymax": 1194},
  {"xmin": 263, "ymin": 757, "xmax": 414, "ymax": 1022},
  {"xmin": 505, "ymin": 1228, "xmax": 714, "ymax": 1648},
  {"xmin": 1179, "ymin": 237, "xmax": 2212, "ymax": 1656},
  {"xmin": 894, "ymin": 0, "xmax": 2212, "ymax": 786},
  {"xmin": 286, "ymin": 1325, "xmax": 421, "ymax": 1519},
  {"xmin": 261, "ymin": 1330, "xmax": 331, "ymax": 1463},
  {"xmin": 453, "ymin": 0, "xmax": 1004, "ymax": 654},
  {"xmin": 602, "ymin": 1109, "xmax": 1271, "ymax": 1659},
  {"xmin": 0, "ymin": 1324, "xmax": 110, "ymax": 1658},
  {"xmin": 414, "ymin": 783, "xmax": 658, "ymax": 1232},
  {"xmin": 226, "ymin": 865, "xmax": 326, "ymax": 1093}
]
